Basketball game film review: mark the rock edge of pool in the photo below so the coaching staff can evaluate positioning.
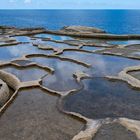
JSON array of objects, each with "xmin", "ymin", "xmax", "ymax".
[{"xmin": 0, "ymin": 25, "xmax": 140, "ymax": 140}]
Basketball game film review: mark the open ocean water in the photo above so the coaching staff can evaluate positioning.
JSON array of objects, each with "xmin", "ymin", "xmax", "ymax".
[{"xmin": 0, "ymin": 10, "xmax": 140, "ymax": 34}]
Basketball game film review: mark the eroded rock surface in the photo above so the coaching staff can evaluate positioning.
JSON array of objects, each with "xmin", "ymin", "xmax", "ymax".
[
  {"xmin": 128, "ymin": 70, "xmax": 140, "ymax": 80},
  {"xmin": 94, "ymin": 123, "xmax": 139, "ymax": 140},
  {"xmin": 0, "ymin": 88, "xmax": 84, "ymax": 140},
  {"xmin": 60, "ymin": 26, "xmax": 106, "ymax": 34},
  {"xmin": 0, "ymin": 79, "xmax": 10, "ymax": 107},
  {"xmin": 98, "ymin": 44, "xmax": 140, "ymax": 59},
  {"xmin": 0, "ymin": 25, "xmax": 140, "ymax": 140}
]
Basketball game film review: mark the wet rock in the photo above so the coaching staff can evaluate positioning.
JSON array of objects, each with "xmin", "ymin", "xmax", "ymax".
[
  {"xmin": 93, "ymin": 123, "xmax": 139, "ymax": 140},
  {"xmin": 0, "ymin": 36, "xmax": 16, "ymax": 42},
  {"xmin": 0, "ymin": 79, "xmax": 10, "ymax": 107},
  {"xmin": 0, "ymin": 36, "xmax": 17, "ymax": 46},
  {"xmin": 60, "ymin": 26, "xmax": 106, "ymax": 34},
  {"xmin": 11, "ymin": 60, "xmax": 33, "ymax": 66},
  {"xmin": 128, "ymin": 70, "xmax": 140, "ymax": 80},
  {"xmin": 63, "ymin": 40, "xmax": 84, "ymax": 46},
  {"xmin": 0, "ymin": 25, "xmax": 140, "ymax": 140},
  {"xmin": 100, "ymin": 48, "xmax": 133, "ymax": 55},
  {"xmin": 0, "ymin": 88, "xmax": 84, "ymax": 140},
  {"xmin": 38, "ymin": 40, "xmax": 78, "ymax": 51},
  {"xmin": 125, "ymin": 44, "xmax": 140, "ymax": 50},
  {"xmin": 98, "ymin": 47, "xmax": 140, "ymax": 59}
]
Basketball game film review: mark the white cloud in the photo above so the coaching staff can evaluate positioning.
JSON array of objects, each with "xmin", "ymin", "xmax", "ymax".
[{"xmin": 24, "ymin": 0, "xmax": 32, "ymax": 4}]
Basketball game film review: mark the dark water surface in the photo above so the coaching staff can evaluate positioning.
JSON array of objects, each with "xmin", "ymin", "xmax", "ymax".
[
  {"xmin": 63, "ymin": 78, "xmax": 140, "ymax": 120},
  {"xmin": 0, "ymin": 10, "xmax": 140, "ymax": 34}
]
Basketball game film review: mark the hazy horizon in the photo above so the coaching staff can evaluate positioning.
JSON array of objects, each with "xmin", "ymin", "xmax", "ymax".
[{"xmin": 0, "ymin": 0, "xmax": 140, "ymax": 9}]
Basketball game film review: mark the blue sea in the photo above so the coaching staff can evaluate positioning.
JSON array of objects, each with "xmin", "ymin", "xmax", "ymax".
[{"xmin": 0, "ymin": 10, "xmax": 140, "ymax": 34}]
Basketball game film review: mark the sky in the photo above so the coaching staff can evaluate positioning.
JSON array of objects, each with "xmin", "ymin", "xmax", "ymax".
[{"xmin": 0, "ymin": 0, "xmax": 140, "ymax": 9}]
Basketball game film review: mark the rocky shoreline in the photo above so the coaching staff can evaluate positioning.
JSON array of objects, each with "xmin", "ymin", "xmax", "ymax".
[{"xmin": 0, "ymin": 25, "xmax": 140, "ymax": 140}]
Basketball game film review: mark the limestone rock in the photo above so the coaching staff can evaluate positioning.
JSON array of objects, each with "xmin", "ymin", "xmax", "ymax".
[
  {"xmin": 60, "ymin": 26, "xmax": 106, "ymax": 34},
  {"xmin": 0, "ymin": 79, "xmax": 10, "ymax": 107}
]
